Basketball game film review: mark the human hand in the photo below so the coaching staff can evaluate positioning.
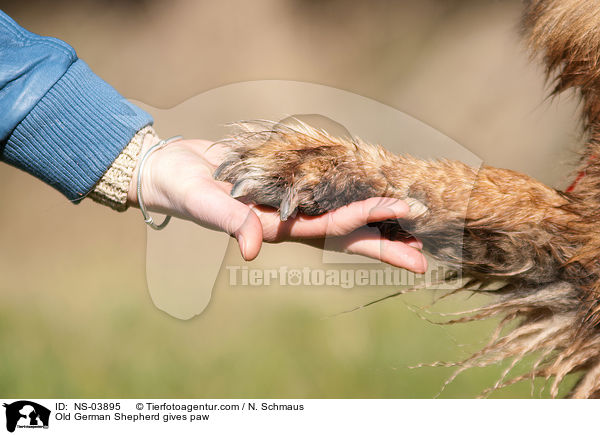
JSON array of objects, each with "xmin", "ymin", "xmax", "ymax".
[{"xmin": 127, "ymin": 135, "xmax": 427, "ymax": 273}]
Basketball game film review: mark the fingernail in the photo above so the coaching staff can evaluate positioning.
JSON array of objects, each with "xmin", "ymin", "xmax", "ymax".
[
  {"xmin": 375, "ymin": 203, "xmax": 408, "ymax": 218},
  {"xmin": 236, "ymin": 234, "xmax": 246, "ymax": 260},
  {"xmin": 406, "ymin": 239, "xmax": 423, "ymax": 249}
]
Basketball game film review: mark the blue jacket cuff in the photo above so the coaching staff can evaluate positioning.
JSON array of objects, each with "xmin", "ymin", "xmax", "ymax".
[{"xmin": 2, "ymin": 59, "xmax": 153, "ymax": 201}]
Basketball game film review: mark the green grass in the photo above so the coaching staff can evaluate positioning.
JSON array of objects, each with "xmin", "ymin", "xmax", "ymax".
[{"xmin": 0, "ymin": 272, "xmax": 577, "ymax": 398}]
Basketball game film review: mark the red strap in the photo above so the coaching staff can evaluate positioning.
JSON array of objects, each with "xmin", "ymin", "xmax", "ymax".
[
  {"xmin": 566, "ymin": 155, "xmax": 596, "ymax": 193},
  {"xmin": 566, "ymin": 170, "xmax": 585, "ymax": 192}
]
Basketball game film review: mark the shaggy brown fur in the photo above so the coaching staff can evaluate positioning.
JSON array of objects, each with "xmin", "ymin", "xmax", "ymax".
[{"xmin": 214, "ymin": 0, "xmax": 600, "ymax": 398}]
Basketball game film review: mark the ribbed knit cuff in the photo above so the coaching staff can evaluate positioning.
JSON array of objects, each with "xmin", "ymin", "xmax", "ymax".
[
  {"xmin": 87, "ymin": 126, "xmax": 159, "ymax": 211},
  {"xmin": 3, "ymin": 59, "xmax": 153, "ymax": 202}
]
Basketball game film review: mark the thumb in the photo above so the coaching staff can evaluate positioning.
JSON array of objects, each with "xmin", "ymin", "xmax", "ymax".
[
  {"xmin": 186, "ymin": 187, "xmax": 264, "ymax": 261},
  {"xmin": 231, "ymin": 206, "xmax": 264, "ymax": 261}
]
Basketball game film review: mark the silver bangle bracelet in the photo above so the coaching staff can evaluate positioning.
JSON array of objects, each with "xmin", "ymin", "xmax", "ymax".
[{"xmin": 136, "ymin": 135, "xmax": 183, "ymax": 230}]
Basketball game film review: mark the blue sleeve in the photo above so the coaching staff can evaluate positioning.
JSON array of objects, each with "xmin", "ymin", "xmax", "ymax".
[{"xmin": 0, "ymin": 10, "xmax": 153, "ymax": 201}]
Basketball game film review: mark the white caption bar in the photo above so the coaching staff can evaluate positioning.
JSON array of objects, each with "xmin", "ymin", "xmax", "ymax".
[{"xmin": 0, "ymin": 399, "xmax": 592, "ymax": 434}]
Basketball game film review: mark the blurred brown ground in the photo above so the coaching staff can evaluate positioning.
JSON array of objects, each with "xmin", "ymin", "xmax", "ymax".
[{"xmin": 0, "ymin": 0, "xmax": 583, "ymax": 397}]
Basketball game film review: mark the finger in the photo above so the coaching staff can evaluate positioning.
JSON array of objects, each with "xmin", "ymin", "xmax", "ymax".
[
  {"xmin": 316, "ymin": 227, "xmax": 428, "ymax": 273},
  {"xmin": 184, "ymin": 187, "xmax": 264, "ymax": 261},
  {"xmin": 309, "ymin": 196, "xmax": 410, "ymax": 237},
  {"xmin": 254, "ymin": 197, "xmax": 411, "ymax": 240}
]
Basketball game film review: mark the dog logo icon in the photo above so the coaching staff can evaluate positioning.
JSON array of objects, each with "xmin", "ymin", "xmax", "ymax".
[{"xmin": 3, "ymin": 401, "xmax": 50, "ymax": 432}]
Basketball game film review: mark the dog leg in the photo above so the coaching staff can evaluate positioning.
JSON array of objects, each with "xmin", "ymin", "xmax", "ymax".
[{"xmin": 215, "ymin": 121, "xmax": 584, "ymax": 286}]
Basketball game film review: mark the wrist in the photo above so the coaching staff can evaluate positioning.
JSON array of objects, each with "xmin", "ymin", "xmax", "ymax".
[
  {"xmin": 126, "ymin": 128, "xmax": 162, "ymax": 208},
  {"xmin": 88, "ymin": 125, "xmax": 158, "ymax": 211}
]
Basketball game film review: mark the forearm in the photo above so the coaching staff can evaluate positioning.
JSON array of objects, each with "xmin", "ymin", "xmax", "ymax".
[{"xmin": 0, "ymin": 11, "xmax": 153, "ymax": 202}]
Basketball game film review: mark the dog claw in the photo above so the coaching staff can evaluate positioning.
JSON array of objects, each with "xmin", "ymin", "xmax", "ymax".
[
  {"xmin": 279, "ymin": 188, "xmax": 299, "ymax": 221},
  {"xmin": 213, "ymin": 161, "xmax": 230, "ymax": 181},
  {"xmin": 231, "ymin": 179, "xmax": 252, "ymax": 198}
]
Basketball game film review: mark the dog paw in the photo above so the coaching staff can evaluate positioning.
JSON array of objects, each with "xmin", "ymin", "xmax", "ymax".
[{"xmin": 214, "ymin": 121, "xmax": 385, "ymax": 220}]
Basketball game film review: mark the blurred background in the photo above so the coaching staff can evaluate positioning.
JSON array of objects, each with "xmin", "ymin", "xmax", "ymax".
[{"xmin": 0, "ymin": 0, "xmax": 584, "ymax": 398}]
